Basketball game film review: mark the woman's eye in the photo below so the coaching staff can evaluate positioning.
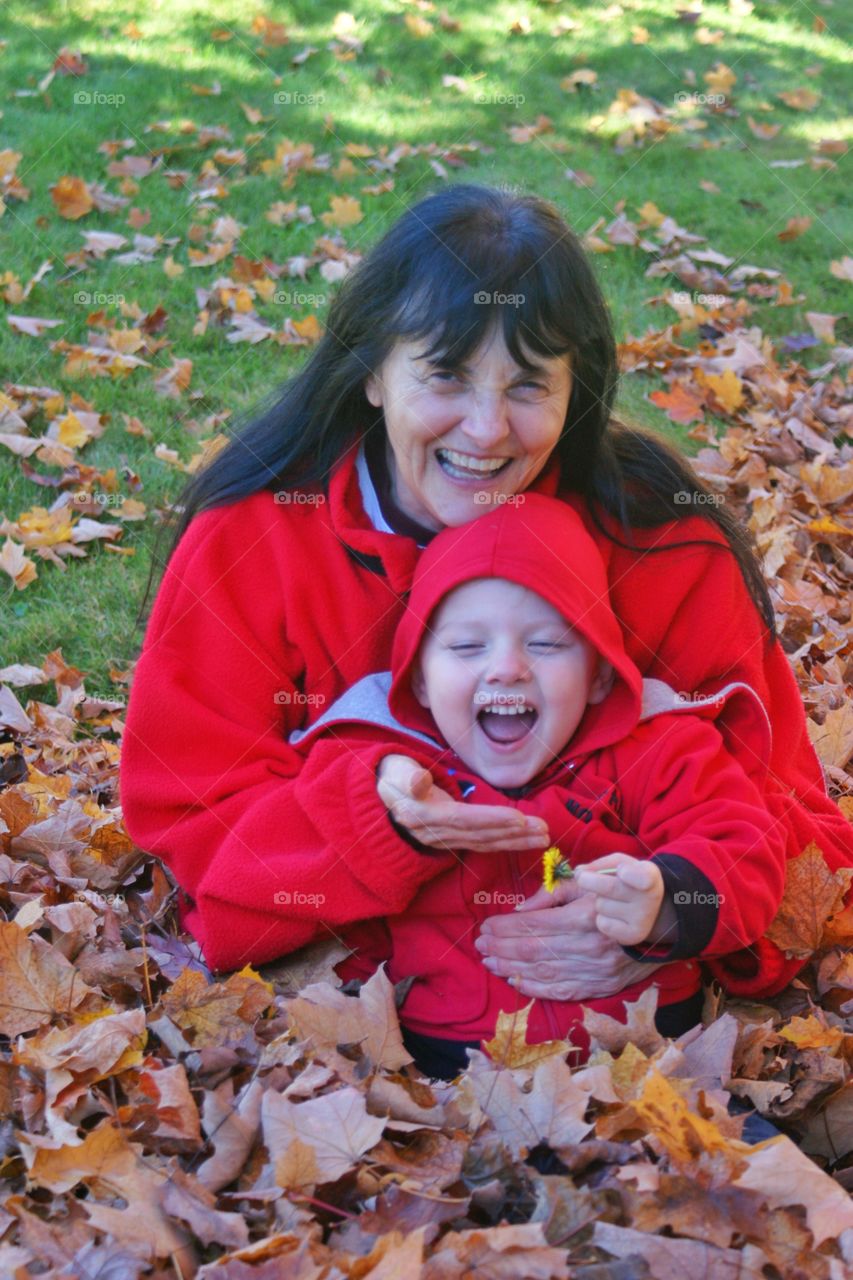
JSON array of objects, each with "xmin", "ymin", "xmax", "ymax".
[{"xmin": 432, "ymin": 370, "xmax": 463, "ymax": 384}]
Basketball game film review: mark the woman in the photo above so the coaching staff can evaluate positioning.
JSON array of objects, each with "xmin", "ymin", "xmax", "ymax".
[{"xmin": 122, "ymin": 184, "xmax": 853, "ymax": 1049}]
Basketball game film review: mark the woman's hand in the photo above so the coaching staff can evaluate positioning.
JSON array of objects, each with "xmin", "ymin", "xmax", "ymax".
[
  {"xmin": 474, "ymin": 876, "xmax": 667, "ymax": 1001},
  {"xmin": 376, "ymin": 753, "xmax": 549, "ymax": 854}
]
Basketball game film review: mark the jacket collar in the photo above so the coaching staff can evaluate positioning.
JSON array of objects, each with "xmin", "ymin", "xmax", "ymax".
[{"xmin": 326, "ymin": 439, "xmax": 564, "ymax": 596}]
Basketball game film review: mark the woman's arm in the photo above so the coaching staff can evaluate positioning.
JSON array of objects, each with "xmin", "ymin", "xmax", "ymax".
[
  {"xmin": 599, "ymin": 512, "xmax": 853, "ymax": 995},
  {"xmin": 120, "ymin": 505, "xmax": 453, "ymax": 974},
  {"xmin": 581, "ymin": 715, "xmax": 788, "ymax": 962}
]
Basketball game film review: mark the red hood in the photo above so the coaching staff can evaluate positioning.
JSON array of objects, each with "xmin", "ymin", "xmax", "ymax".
[{"xmin": 388, "ymin": 494, "xmax": 643, "ymax": 760}]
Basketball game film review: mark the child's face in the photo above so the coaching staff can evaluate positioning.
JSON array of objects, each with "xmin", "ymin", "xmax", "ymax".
[{"xmin": 411, "ymin": 578, "xmax": 613, "ymax": 788}]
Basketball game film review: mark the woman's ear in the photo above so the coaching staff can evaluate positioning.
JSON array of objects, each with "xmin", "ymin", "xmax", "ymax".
[
  {"xmin": 364, "ymin": 373, "xmax": 382, "ymax": 408},
  {"xmin": 588, "ymin": 659, "xmax": 615, "ymax": 705}
]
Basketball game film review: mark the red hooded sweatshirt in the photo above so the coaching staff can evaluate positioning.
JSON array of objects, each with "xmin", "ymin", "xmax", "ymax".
[
  {"xmin": 119, "ymin": 443, "xmax": 853, "ymax": 992},
  {"xmin": 287, "ymin": 495, "xmax": 789, "ymax": 1053}
]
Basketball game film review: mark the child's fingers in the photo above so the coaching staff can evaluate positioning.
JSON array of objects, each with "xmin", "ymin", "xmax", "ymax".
[
  {"xmin": 574, "ymin": 869, "xmax": 637, "ymax": 903},
  {"xmin": 594, "ymin": 913, "xmax": 645, "ymax": 945},
  {"xmin": 616, "ymin": 861, "xmax": 660, "ymax": 892},
  {"xmin": 588, "ymin": 896, "xmax": 638, "ymax": 925}
]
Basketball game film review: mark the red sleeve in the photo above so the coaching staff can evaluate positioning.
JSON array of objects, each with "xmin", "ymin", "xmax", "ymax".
[
  {"xmin": 622, "ymin": 716, "xmax": 788, "ymax": 959},
  {"xmin": 120, "ymin": 505, "xmax": 453, "ymax": 974},
  {"xmin": 603, "ymin": 515, "xmax": 853, "ymax": 994},
  {"xmin": 511, "ymin": 716, "xmax": 788, "ymax": 965}
]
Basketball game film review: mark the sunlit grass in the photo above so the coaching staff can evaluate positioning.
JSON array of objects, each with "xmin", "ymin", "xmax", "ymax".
[{"xmin": 1, "ymin": 0, "xmax": 850, "ymax": 690}]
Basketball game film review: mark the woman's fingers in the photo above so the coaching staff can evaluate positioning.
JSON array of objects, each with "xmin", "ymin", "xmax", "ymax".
[
  {"xmin": 514, "ymin": 881, "xmax": 584, "ymax": 912},
  {"xmin": 376, "ymin": 752, "xmax": 553, "ymax": 852},
  {"xmin": 397, "ymin": 801, "xmax": 549, "ymax": 851}
]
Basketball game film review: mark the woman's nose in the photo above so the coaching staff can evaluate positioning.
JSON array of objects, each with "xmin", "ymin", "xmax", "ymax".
[{"xmin": 462, "ymin": 391, "xmax": 511, "ymax": 447}]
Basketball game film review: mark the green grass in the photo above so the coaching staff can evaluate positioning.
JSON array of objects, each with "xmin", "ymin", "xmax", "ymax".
[{"xmin": 1, "ymin": 0, "xmax": 850, "ymax": 693}]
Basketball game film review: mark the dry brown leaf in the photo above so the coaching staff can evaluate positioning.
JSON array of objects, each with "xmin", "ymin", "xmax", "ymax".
[
  {"xmin": 468, "ymin": 1051, "xmax": 592, "ymax": 1159},
  {"xmin": 263, "ymin": 1084, "xmax": 386, "ymax": 1188},
  {"xmin": 584, "ymin": 987, "xmax": 665, "ymax": 1056},
  {"xmin": 766, "ymin": 842, "xmax": 853, "ymax": 958},
  {"xmin": 808, "ymin": 704, "xmax": 853, "ymax": 770},
  {"xmin": 650, "ymin": 381, "xmax": 706, "ymax": 424},
  {"xmin": 49, "ymin": 175, "xmax": 94, "ymax": 219},
  {"xmin": 0, "ymin": 920, "xmax": 96, "ymax": 1035}
]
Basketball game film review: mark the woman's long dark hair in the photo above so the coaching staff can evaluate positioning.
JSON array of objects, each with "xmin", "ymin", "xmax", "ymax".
[{"xmin": 136, "ymin": 183, "xmax": 774, "ymax": 635}]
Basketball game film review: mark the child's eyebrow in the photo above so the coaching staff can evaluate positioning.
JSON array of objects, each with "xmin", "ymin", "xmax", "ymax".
[{"xmin": 432, "ymin": 619, "xmax": 481, "ymax": 634}]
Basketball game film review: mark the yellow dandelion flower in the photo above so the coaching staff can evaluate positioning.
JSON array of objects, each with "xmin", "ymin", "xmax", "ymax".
[{"xmin": 543, "ymin": 845, "xmax": 571, "ymax": 892}]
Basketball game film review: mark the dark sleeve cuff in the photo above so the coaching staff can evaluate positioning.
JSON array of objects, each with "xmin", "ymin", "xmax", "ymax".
[
  {"xmin": 387, "ymin": 810, "xmax": 445, "ymax": 856},
  {"xmin": 622, "ymin": 854, "xmax": 720, "ymax": 962}
]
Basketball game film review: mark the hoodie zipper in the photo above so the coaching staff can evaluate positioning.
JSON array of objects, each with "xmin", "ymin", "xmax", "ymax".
[{"xmin": 509, "ymin": 851, "xmax": 562, "ymax": 1043}]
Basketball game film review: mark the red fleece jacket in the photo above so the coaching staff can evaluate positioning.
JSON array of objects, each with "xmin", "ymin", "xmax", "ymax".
[
  {"xmin": 120, "ymin": 443, "xmax": 853, "ymax": 991},
  {"xmin": 285, "ymin": 495, "xmax": 789, "ymax": 1052}
]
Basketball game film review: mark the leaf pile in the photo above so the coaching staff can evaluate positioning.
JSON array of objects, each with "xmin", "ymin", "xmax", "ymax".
[
  {"xmin": 2, "ymin": 8, "xmax": 853, "ymax": 1273},
  {"xmin": 1, "ymin": 637, "xmax": 853, "ymax": 1275}
]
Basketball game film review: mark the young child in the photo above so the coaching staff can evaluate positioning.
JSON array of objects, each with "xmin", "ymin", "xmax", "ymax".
[{"xmin": 287, "ymin": 495, "xmax": 788, "ymax": 1079}]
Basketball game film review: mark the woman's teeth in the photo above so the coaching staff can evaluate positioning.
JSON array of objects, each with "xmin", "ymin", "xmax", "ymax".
[{"xmin": 437, "ymin": 448, "xmax": 510, "ymax": 478}]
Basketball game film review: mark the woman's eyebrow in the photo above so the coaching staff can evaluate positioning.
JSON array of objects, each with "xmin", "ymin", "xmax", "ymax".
[{"xmin": 421, "ymin": 355, "xmax": 552, "ymax": 377}]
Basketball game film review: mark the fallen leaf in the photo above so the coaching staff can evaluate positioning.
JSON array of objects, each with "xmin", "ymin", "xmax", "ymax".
[
  {"xmin": 263, "ymin": 1084, "xmax": 386, "ymax": 1188},
  {"xmin": 650, "ymin": 382, "xmax": 706, "ymax": 424},
  {"xmin": 766, "ymin": 842, "xmax": 853, "ymax": 957},
  {"xmin": 778, "ymin": 88, "xmax": 820, "ymax": 111},
  {"xmin": 777, "ymin": 216, "xmax": 812, "ymax": 242},
  {"xmin": 319, "ymin": 195, "xmax": 363, "ymax": 228},
  {"xmin": 50, "ymin": 176, "xmax": 94, "ymax": 220},
  {"xmin": 0, "ymin": 920, "xmax": 96, "ymax": 1035}
]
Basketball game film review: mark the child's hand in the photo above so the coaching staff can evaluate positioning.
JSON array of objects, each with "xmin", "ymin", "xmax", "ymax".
[
  {"xmin": 377, "ymin": 754, "xmax": 549, "ymax": 853},
  {"xmin": 573, "ymin": 854, "xmax": 665, "ymax": 946}
]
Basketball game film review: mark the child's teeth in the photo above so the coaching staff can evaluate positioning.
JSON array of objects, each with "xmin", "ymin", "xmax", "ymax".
[{"xmin": 479, "ymin": 704, "xmax": 533, "ymax": 714}]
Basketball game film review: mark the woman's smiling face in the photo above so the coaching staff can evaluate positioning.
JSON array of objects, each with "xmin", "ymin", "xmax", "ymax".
[{"xmin": 364, "ymin": 326, "xmax": 573, "ymax": 531}]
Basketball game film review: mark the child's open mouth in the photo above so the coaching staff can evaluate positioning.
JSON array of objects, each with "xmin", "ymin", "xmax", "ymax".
[{"xmin": 476, "ymin": 705, "xmax": 538, "ymax": 746}]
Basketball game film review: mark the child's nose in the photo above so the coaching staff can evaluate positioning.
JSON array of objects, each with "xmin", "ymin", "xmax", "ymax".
[{"xmin": 485, "ymin": 645, "xmax": 530, "ymax": 683}]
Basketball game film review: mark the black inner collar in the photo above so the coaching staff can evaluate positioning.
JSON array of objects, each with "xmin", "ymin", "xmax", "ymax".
[{"xmin": 363, "ymin": 430, "xmax": 438, "ymax": 546}]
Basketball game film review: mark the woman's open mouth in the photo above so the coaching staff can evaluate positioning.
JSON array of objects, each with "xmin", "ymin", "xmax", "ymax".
[
  {"xmin": 436, "ymin": 447, "xmax": 513, "ymax": 483},
  {"xmin": 476, "ymin": 703, "xmax": 538, "ymax": 748}
]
